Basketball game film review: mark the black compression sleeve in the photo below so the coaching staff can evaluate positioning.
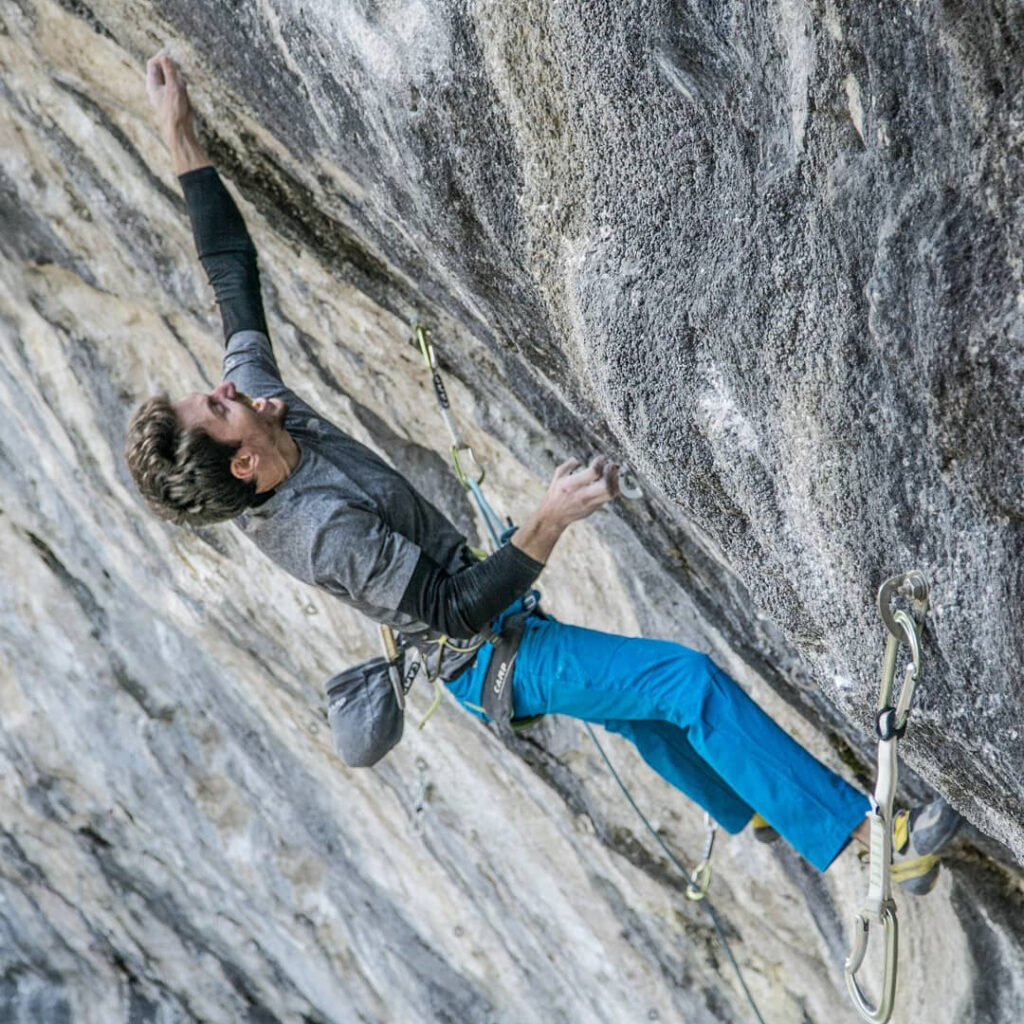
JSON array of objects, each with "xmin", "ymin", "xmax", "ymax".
[
  {"xmin": 397, "ymin": 544, "xmax": 544, "ymax": 639},
  {"xmin": 179, "ymin": 166, "xmax": 269, "ymax": 341}
]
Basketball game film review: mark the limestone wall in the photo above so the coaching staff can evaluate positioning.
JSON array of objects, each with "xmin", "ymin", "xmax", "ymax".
[{"xmin": 1, "ymin": 1, "xmax": 1021, "ymax": 1021}]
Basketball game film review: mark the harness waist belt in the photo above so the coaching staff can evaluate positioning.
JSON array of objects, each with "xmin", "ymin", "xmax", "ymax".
[{"xmin": 481, "ymin": 610, "xmax": 529, "ymax": 730}]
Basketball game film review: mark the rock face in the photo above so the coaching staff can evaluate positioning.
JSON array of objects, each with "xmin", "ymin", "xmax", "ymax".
[{"xmin": 1, "ymin": 1, "xmax": 1021, "ymax": 1022}]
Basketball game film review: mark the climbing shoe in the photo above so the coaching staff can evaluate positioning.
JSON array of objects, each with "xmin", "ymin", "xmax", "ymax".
[
  {"xmin": 750, "ymin": 813, "xmax": 779, "ymax": 844},
  {"xmin": 891, "ymin": 797, "xmax": 962, "ymax": 895}
]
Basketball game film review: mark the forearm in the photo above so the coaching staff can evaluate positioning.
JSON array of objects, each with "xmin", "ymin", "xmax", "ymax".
[
  {"xmin": 398, "ymin": 544, "xmax": 544, "ymax": 639},
  {"xmin": 510, "ymin": 506, "xmax": 566, "ymax": 564},
  {"xmin": 166, "ymin": 123, "xmax": 210, "ymax": 176},
  {"xmin": 178, "ymin": 166, "xmax": 269, "ymax": 340}
]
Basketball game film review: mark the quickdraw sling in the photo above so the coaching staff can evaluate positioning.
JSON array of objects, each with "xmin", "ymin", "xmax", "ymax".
[{"xmin": 845, "ymin": 570, "xmax": 930, "ymax": 1024}]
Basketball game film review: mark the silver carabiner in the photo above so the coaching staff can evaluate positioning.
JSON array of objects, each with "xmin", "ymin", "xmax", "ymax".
[
  {"xmin": 844, "ymin": 571, "xmax": 928, "ymax": 1024},
  {"xmin": 845, "ymin": 903, "xmax": 899, "ymax": 1023},
  {"xmin": 876, "ymin": 608, "xmax": 921, "ymax": 739}
]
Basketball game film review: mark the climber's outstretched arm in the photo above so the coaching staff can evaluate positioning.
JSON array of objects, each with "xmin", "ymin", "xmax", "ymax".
[
  {"xmin": 147, "ymin": 53, "xmax": 268, "ymax": 343},
  {"xmin": 394, "ymin": 455, "xmax": 619, "ymax": 637}
]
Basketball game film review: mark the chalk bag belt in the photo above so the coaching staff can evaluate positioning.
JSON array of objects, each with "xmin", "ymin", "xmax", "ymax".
[{"xmin": 844, "ymin": 570, "xmax": 929, "ymax": 1024}]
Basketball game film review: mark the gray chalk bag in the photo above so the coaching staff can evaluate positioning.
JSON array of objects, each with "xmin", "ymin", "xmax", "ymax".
[{"xmin": 325, "ymin": 656, "xmax": 404, "ymax": 767}]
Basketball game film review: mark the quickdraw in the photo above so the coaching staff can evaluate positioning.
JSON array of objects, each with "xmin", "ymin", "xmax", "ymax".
[
  {"xmin": 844, "ymin": 571, "xmax": 929, "ymax": 1024},
  {"xmin": 416, "ymin": 325, "xmax": 506, "ymax": 546},
  {"xmin": 415, "ymin": 324, "xmax": 643, "ymax": 507}
]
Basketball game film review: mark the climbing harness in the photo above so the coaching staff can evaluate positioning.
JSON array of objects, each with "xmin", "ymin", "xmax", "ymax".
[
  {"xmin": 414, "ymin": 324, "xmax": 764, "ymax": 1023},
  {"xmin": 844, "ymin": 571, "xmax": 929, "ymax": 1024}
]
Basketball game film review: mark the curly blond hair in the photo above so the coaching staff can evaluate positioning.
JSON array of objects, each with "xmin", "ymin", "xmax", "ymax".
[{"xmin": 124, "ymin": 393, "xmax": 256, "ymax": 525}]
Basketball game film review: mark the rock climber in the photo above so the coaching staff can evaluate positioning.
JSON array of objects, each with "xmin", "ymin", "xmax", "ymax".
[{"xmin": 125, "ymin": 53, "xmax": 960, "ymax": 891}]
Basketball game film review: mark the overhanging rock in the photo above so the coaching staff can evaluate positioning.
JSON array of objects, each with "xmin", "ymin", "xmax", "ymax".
[{"xmin": 0, "ymin": 1, "xmax": 1021, "ymax": 1022}]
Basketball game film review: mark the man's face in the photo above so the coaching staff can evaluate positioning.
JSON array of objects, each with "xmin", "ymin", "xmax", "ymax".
[{"xmin": 175, "ymin": 380, "xmax": 287, "ymax": 456}]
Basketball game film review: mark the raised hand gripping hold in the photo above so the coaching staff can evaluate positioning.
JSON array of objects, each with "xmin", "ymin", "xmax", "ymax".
[
  {"xmin": 146, "ymin": 52, "xmax": 209, "ymax": 176},
  {"xmin": 545, "ymin": 455, "xmax": 621, "ymax": 527},
  {"xmin": 511, "ymin": 454, "xmax": 621, "ymax": 565}
]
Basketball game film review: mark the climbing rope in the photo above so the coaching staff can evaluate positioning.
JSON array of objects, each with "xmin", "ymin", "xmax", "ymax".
[
  {"xmin": 585, "ymin": 723, "xmax": 767, "ymax": 1024},
  {"xmin": 414, "ymin": 323, "xmax": 765, "ymax": 1023},
  {"xmin": 844, "ymin": 571, "xmax": 929, "ymax": 1024}
]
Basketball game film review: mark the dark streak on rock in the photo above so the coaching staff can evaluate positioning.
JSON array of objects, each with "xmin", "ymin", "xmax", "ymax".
[
  {"xmin": 0, "ymin": 167, "xmax": 97, "ymax": 285},
  {"xmin": 80, "ymin": 846, "xmax": 292, "ymax": 1020},
  {"xmin": 769, "ymin": 842, "xmax": 849, "ymax": 972},
  {"xmin": 0, "ymin": 78, "xmax": 183, "ymax": 303},
  {"xmin": 53, "ymin": 0, "xmax": 115, "ymax": 40},
  {"xmin": 947, "ymin": 850, "xmax": 1024, "ymax": 1024},
  {"xmin": 203, "ymin": 129, "xmax": 414, "ymax": 325},
  {"xmin": 50, "ymin": 76, "xmax": 183, "ymax": 215},
  {"xmin": 27, "ymin": 532, "xmax": 109, "ymax": 638},
  {"xmin": 189, "ymin": 524, "xmax": 232, "ymax": 558},
  {"xmin": 0, "ymin": 829, "xmax": 48, "ymax": 887},
  {"xmin": 590, "ymin": 873, "xmax": 726, "ymax": 1021},
  {"xmin": 160, "ymin": 314, "xmax": 216, "ymax": 388},
  {"xmin": 0, "ymin": 972, "xmax": 72, "ymax": 1024},
  {"xmin": 25, "ymin": 530, "xmax": 175, "ymax": 720},
  {"xmin": 110, "ymin": 655, "xmax": 178, "ymax": 722},
  {"xmin": 77, "ymin": 825, "xmax": 113, "ymax": 850},
  {"xmin": 509, "ymin": 729, "xmax": 700, "ymax": 899}
]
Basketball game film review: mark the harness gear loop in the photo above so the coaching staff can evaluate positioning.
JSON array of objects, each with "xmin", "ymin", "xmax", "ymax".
[
  {"xmin": 845, "ymin": 572, "xmax": 929, "ymax": 1024},
  {"xmin": 685, "ymin": 814, "xmax": 718, "ymax": 902},
  {"xmin": 415, "ymin": 632, "xmax": 488, "ymax": 730}
]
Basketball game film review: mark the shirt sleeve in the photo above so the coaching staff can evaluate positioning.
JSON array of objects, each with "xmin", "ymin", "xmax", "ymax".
[
  {"xmin": 178, "ymin": 166, "xmax": 269, "ymax": 342},
  {"xmin": 223, "ymin": 329, "xmax": 285, "ymax": 399},
  {"xmin": 396, "ymin": 543, "xmax": 544, "ymax": 639},
  {"xmin": 308, "ymin": 505, "xmax": 423, "ymax": 615}
]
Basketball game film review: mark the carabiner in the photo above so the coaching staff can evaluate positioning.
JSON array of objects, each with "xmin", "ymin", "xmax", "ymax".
[
  {"xmin": 685, "ymin": 815, "xmax": 717, "ymax": 901},
  {"xmin": 845, "ymin": 903, "xmax": 899, "ymax": 1023},
  {"xmin": 876, "ymin": 608, "xmax": 922, "ymax": 740},
  {"xmin": 685, "ymin": 859, "xmax": 712, "ymax": 901},
  {"xmin": 415, "ymin": 324, "xmax": 437, "ymax": 372},
  {"xmin": 451, "ymin": 444, "xmax": 485, "ymax": 489}
]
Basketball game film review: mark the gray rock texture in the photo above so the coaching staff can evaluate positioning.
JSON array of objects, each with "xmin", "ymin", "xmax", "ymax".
[{"xmin": 1, "ymin": 0, "xmax": 1021, "ymax": 1022}]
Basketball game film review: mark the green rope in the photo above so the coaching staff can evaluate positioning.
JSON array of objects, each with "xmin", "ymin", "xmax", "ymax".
[{"xmin": 583, "ymin": 723, "xmax": 768, "ymax": 1024}]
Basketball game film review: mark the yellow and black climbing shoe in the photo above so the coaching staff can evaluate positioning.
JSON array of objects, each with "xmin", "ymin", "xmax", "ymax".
[
  {"xmin": 750, "ymin": 813, "xmax": 779, "ymax": 844},
  {"xmin": 891, "ymin": 797, "xmax": 962, "ymax": 895}
]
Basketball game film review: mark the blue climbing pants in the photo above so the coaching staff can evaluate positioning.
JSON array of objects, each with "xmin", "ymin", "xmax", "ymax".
[{"xmin": 448, "ymin": 614, "xmax": 869, "ymax": 873}]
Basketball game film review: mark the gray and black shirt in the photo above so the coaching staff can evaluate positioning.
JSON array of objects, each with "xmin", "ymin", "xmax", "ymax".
[{"xmin": 179, "ymin": 166, "xmax": 542, "ymax": 654}]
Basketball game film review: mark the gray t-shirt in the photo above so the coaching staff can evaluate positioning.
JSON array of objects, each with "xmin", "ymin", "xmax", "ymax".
[{"xmin": 225, "ymin": 330, "xmax": 470, "ymax": 634}]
